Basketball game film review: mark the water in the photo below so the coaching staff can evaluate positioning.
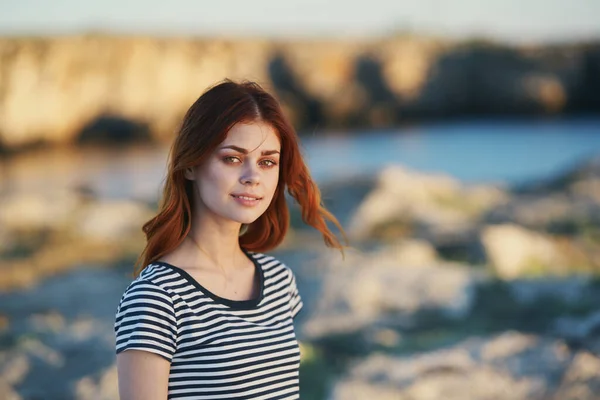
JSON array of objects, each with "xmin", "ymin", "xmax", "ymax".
[
  {"xmin": 303, "ymin": 118, "xmax": 600, "ymax": 185},
  {"xmin": 1, "ymin": 118, "xmax": 599, "ymax": 200}
]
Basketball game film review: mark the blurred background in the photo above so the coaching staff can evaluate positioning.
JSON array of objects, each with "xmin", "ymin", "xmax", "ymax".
[{"xmin": 1, "ymin": 1, "xmax": 600, "ymax": 399}]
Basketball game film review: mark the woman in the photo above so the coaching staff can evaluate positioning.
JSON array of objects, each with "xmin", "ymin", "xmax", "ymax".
[{"xmin": 114, "ymin": 80, "xmax": 345, "ymax": 399}]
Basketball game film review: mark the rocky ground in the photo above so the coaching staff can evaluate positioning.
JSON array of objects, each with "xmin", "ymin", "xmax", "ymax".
[
  {"xmin": 1, "ymin": 154, "xmax": 600, "ymax": 399},
  {"xmin": 301, "ymin": 249, "xmax": 600, "ymax": 399},
  {"xmin": 330, "ymin": 332, "xmax": 600, "ymax": 400}
]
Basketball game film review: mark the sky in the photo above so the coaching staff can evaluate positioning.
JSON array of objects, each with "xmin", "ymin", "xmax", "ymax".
[{"xmin": 0, "ymin": 0, "xmax": 599, "ymax": 43}]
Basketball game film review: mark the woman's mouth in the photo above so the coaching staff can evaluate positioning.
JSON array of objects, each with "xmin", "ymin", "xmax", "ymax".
[{"xmin": 231, "ymin": 194, "xmax": 262, "ymax": 207}]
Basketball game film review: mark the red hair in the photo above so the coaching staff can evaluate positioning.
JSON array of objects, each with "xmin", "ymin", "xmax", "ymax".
[{"xmin": 135, "ymin": 79, "xmax": 346, "ymax": 275}]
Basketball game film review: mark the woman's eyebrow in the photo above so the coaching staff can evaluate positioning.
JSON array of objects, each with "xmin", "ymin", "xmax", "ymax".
[{"xmin": 219, "ymin": 145, "xmax": 280, "ymax": 156}]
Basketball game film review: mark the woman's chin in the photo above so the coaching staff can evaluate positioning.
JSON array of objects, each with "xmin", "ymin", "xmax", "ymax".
[{"xmin": 229, "ymin": 212, "xmax": 262, "ymax": 225}]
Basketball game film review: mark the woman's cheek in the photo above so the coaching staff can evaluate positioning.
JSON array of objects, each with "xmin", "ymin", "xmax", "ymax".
[{"xmin": 268, "ymin": 173, "xmax": 280, "ymax": 196}]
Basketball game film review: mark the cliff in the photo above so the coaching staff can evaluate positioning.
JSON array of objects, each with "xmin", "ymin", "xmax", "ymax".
[{"xmin": 0, "ymin": 34, "xmax": 599, "ymax": 150}]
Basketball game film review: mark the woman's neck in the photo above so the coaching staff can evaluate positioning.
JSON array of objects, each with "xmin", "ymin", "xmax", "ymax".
[{"xmin": 187, "ymin": 215, "xmax": 246, "ymax": 271}]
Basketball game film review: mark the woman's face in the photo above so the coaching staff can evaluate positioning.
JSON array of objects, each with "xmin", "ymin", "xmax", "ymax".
[{"xmin": 186, "ymin": 121, "xmax": 281, "ymax": 225}]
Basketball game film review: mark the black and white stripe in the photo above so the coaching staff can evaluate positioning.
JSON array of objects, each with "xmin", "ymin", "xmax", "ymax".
[{"xmin": 115, "ymin": 252, "xmax": 303, "ymax": 399}]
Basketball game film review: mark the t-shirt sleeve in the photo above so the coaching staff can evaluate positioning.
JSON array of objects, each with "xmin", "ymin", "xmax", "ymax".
[
  {"xmin": 288, "ymin": 269, "xmax": 304, "ymax": 320},
  {"xmin": 114, "ymin": 279, "xmax": 178, "ymax": 362}
]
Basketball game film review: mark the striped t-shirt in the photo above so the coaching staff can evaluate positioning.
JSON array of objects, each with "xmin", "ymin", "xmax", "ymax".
[{"xmin": 114, "ymin": 251, "xmax": 304, "ymax": 399}]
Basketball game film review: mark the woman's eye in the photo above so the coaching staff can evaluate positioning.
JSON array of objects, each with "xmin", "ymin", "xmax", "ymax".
[
  {"xmin": 260, "ymin": 159, "xmax": 278, "ymax": 167},
  {"xmin": 224, "ymin": 156, "xmax": 241, "ymax": 164}
]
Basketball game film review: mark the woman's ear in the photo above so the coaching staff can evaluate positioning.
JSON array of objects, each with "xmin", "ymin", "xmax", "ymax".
[{"xmin": 184, "ymin": 167, "xmax": 195, "ymax": 181}]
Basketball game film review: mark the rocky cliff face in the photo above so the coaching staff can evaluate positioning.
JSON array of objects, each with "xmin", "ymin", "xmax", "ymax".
[{"xmin": 1, "ymin": 35, "xmax": 599, "ymax": 150}]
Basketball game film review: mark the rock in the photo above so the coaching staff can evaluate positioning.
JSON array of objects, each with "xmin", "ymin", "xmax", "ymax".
[
  {"xmin": 330, "ymin": 332, "xmax": 592, "ymax": 400},
  {"xmin": 0, "ymin": 314, "xmax": 118, "ymax": 398},
  {"xmin": 484, "ymin": 156, "xmax": 600, "ymax": 246},
  {"xmin": 379, "ymin": 37, "xmax": 441, "ymax": 101},
  {"xmin": 368, "ymin": 328, "xmax": 403, "ymax": 348},
  {"xmin": 524, "ymin": 74, "xmax": 566, "ymax": 112},
  {"xmin": 553, "ymin": 351, "xmax": 600, "ymax": 399},
  {"xmin": 2, "ymin": 36, "xmax": 598, "ymax": 149},
  {"xmin": 75, "ymin": 364, "xmax": 119, "ymax": 400},
  {"xmin": 571, "ymin": 177, "xmax": 600, "ymax": 204},
  {"xmin": 372, "ymin": 239, "xmax": 439, "ymax": 267},
  {"xmin": 0, "ymin": 265, "xmax": 141, "ymax": 398},
  {"xmin": 29, "ymin": 311, "xmax": 66, "ymax": 334},
  {"xmin": 1, "ymin": 355, "xmax": 29, "ymax": 386},
  {"xmin": 303, "ymin": 248, "xmax": 481, "ymax": 338},
  {"xmin": 557, "ymin": 155, "xmax": 600, "ymax": 204},
  {"xmin": 0, "ymin": 383, "xmax": 21, "ymax": 400},
  {"xmin": 565, "ymin": 156, "xmax": 600, "ymax": 204},
  {"xmin": 0, "ymin": 194, "xmax": 151, "ymax": 290},
  {"xmin": 72, "ymin": 200, "xmax": 153, "ymax": 242},
  {"xmin": 348, "ymin": 165, "xmax": 508, "ymax": 241},
  {"xmin": 480, "ymin": 331, "xmax": 539, "ymax": 361},
  {"xmin": 0, "ymin": 190, "xmax": 81, "ymax": 232},
  {"xmin": 20, "ymin": 338, "xmax": 64, "ymax": 367},
  {"xmin": 348, "ymin": 165, "xmax": 464, "ymax": 239},
  {"xmin": 0, "ymin": 355, "xmax": 29, "ymax": 400},
  {"xmin": 480, "ymin": 224, "xmax": 589, "ymax": 278}
]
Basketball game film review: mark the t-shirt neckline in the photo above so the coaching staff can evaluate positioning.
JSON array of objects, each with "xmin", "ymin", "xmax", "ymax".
[{"xmin": 152, "ymin": 249, "xmax": 264, "ymax": 310}]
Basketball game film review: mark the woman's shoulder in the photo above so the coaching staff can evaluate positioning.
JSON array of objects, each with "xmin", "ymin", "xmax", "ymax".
[
  {"xmin": 138, "ymin": 261, "xmax": 177, "ymax": 278},
  {"xmin": 120, "ymin": 262, "xmax": 181, "ymax": 301},
  {"xmin": 115, "ymin": 264, "xmax": 179, "ymax": 361}
]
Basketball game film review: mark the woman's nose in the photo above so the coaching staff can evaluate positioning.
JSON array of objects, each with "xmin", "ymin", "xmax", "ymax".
[{"xmin": 240, "ymin": 164, "xmax": 260, "ymax": 186}]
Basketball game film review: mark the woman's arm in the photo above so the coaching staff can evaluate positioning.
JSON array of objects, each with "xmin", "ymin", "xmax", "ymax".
[{"xmin": 117, "ymin": 349, "xmax": 171, "ymax": 400}]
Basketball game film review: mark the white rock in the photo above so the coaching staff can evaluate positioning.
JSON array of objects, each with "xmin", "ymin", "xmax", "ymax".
[
  {"xmin": 75, "ymin": 364, "xmax": 119, "ymax": 400},
  {"xmin": 349, "ymin": 165, "xmax": 508, "ymax": 240},
  {"xmin": 0, "ymin": 355, "xmax": 29, "ymax": 385},
  {"xmin": 481, "ymin": 224, "xmax": 567, "ymax": 279},
  {"xmin": 73, "ymin": 200, "xmax": 152, "ymax": 241},
  {"xmin": 0, "ymin": 190, "xmax": 80, "ymax": 232},
  {"xmin": 372, "ymin": 239, "xmax": 439, "ymax": 267},
  {"xmin": 480, "ymin": 331, "xmax": 539, "ymax": 361},
  {"xmin": 303, "ymin": 249, "xmax": 481, "ymax": 338},
  {"xmin": 331, "ymin": 332, "xmax": 579, "ymax": 400}
]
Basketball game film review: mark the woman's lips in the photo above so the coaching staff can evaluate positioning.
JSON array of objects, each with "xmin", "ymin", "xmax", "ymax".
[{"xmin": 231, "ymin": 194, "xmax": 262, "ymax": 207}]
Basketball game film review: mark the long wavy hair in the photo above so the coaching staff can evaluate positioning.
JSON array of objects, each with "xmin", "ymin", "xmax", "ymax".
[{"xmin": 134, "ymin": 79, "xmax": 346, "ymax": 276}]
